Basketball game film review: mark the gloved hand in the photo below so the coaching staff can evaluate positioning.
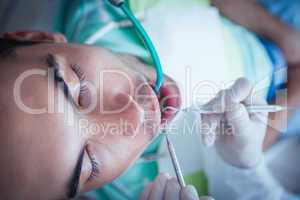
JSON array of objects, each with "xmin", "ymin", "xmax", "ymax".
[
  {"xmin": 200, "ymin": 78, "xmax": 268, "ymax": 168},
  {"xmin": 140, "ymin": 174, "xmax": 214, "ymax": 200}
]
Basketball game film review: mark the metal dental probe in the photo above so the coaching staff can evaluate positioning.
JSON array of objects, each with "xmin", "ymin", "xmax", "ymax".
[
  {"xmin": 163, "ymin": 105, "xmax": 291, "ymax": 114},
  {"xmin": 165, "ymin": 134, "xmax": 186, "ymax": 188}
]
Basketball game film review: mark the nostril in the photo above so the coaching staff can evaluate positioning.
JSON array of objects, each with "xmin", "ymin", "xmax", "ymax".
[
  {"xmin": 115, "ymin": 93, "xmax": 130, "ymax": 107},
  {"xmin": 104, "ymin": 93, "xmax": 134, "ymax": 114},
  {"xmin": 135, "ymin": 83, "xmax": 160, "ymax": 113},
  {"xmin": 113, "ymin": 93, "xmax": 146, "ymax": 136}
]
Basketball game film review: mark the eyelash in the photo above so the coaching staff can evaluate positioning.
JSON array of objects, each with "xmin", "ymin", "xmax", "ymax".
[
  {"xmin": 88, "ymin": 155, "xmax": 100, "ymax": 181},
  {"xmin": 70, "ymin": 64, "xmax": 89, "ymax": 102},
  {"xmin": 46, "ymin": 54, "xmax": 63, "ymax": 82},
  {"xmin": 85, "ymin": 143, "xmax": 100, "ymax": 182}
]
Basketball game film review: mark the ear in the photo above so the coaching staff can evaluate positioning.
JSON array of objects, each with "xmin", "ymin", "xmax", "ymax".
[{"xmin": 3, "ymin": 31, "xmax": 67, "ymax": 43}]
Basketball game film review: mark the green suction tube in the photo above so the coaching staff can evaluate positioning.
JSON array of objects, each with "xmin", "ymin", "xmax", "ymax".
[{"xmin": 109, "ymin": 0, "xmax": 164, "ymax": 93}]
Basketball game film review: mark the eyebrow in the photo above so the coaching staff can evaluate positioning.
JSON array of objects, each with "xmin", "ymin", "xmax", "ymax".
[
  {"xmin": 67, "ymin": 148, "xmax": 85, "ymax": 198},
  {"xmin": 0, "ymin": 38, "xmax": 43, "ymax": 59}
]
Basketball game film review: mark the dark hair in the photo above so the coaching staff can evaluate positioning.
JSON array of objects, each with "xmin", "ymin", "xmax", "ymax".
[{"xmin": 0, "ymin": 38, "xmax": 41, "ymax": 58}]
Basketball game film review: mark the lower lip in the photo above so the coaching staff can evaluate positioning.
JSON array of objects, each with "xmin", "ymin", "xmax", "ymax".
[{"xmin": 158, "ymin": 85, "xmax": 181, "ymax": 124}]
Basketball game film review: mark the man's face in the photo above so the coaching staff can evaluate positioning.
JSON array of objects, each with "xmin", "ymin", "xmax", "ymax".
[{"xmin": 0, "ymin": 32, "xmax": 180, "ymax": 199}]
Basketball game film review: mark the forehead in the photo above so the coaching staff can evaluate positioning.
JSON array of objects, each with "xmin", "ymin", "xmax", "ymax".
[
  {"xmin": 0, "ymin": 111, "xmax": 81, "ymax": 199},
  {"xmin": 0, "ymin": 95, "xmax": 84, "ymax": 198},
  {"xmin": 0, "ymin": 39, "xmax": 43, "ymax": 58}
]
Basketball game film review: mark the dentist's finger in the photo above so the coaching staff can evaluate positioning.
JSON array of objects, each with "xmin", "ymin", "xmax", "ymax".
[
  {"xmin": 180, "ymin": 185, "xmax": 199, "ymax": 200},
  {"xmin": 139, "ymin": 182, "xmax": 153, "ymax": 200},
  {"xmin": 224, "ymin": 78, "xmax": 252, "ymax": 124},
  {"xmin": 221, "ymin": 78, "xmax": 252, "ymax": 113},
  {"xmin": 243, "ymin": 89, "xmax": 268, "ymax": 121},
  {"xmin": 203, "ymin": 78, "xmax": 252, "ymax": 113},
  {"xmin": 225, "ymin": 103, "xmax": 250, "ymax": 125},
  {"xmin": 228, "ymin": 78, "xmax": 252, "ymax": 104},
  {"xmin": 148, "ymin": 173, "xmax": 169, "ymax": 200},
  {"xmin": 200, "ymin": 114, "xmax": 221, "ymax": 146},
  {"xmin": 243, "ymin": 89, "xmax": 267, "ymax": 107},
  {"xmin": 164, "ymin": 178, "xmax": 180, "ymax": 200}
]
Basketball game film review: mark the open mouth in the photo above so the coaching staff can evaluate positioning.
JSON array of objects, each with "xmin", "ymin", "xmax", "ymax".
[{"xmin": 155, "ymin": 83, "xmax": 181, "ymax": 125}]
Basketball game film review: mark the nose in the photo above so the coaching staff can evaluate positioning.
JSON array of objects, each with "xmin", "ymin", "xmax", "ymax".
[
  {"xmin": 99, "ymin": 73, "xmax": 161, "ymax": 138},
  {"xmin": 133, "ymin": 75, "xmax": 161, "ymax": 137}
]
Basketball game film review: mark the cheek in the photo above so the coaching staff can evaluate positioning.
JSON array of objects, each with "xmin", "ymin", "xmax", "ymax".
[
  {"xmin": 97, "ymin": 79, "xmax": 134, "ymax": 112},
  {"xmin": 80, "ymin": 110, "xmax": 154, "ymax": 190},
  {"xmin": 83, "ymin": 92, "xmax": 148, "ymax": 138}
]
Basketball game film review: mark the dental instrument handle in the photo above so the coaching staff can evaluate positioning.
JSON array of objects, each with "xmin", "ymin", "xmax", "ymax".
[
  {"xmin": 246, "ymin": 105, "xmax": 287, "ymax": 113},
  {"xmin": 165, "ymin": 135, "xmax": 186, "ymax": 188},
  {"xmin": 200, "ymin": 105, "xmax": 287, "ymax": 114},
  {"xmin": 175, "ymin": 105, "xmax": 288, "ymax": 114}
]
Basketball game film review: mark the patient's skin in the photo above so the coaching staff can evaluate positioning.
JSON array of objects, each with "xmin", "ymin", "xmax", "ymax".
[{"xmin": 0, "ymin": 32, "xmax": 180, "ymax": 200}]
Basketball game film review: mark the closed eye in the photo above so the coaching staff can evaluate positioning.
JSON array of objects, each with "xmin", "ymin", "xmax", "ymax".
[
  {"xmin": 45, "ymin": 53, "xmax": 91, "ymax": 108},
  {"xmin": 85, "ymin": 144, "xmax": 100, "ymax": 182},
  {"xmin": 70, "ymin": 64, "xmax": 91, "ymax": 108}
]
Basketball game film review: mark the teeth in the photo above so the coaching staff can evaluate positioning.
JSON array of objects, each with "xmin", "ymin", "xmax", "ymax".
[
  {"xmin": 139, "ymin": 109, "xmax": 145, "ymax": 123},
  {"xmin": 162, "ymin": 106, "xmax": 179, "ymax": 113}
]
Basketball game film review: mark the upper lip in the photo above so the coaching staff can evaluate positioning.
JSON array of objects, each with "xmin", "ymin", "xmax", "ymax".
[{"xmin": 134, "ymin": 73, "xmax": 181, "ymax": 125}]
